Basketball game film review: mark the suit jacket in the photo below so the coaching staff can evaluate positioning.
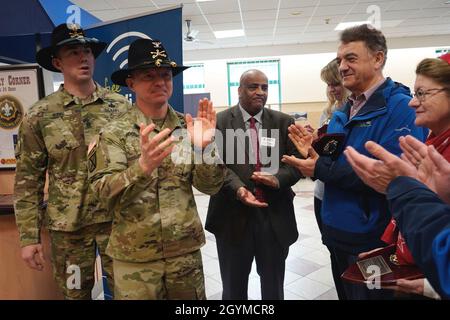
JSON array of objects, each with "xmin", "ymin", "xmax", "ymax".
[{"xmin": 206, "ymin": 105, "xmax": 302, "ymax": 247}]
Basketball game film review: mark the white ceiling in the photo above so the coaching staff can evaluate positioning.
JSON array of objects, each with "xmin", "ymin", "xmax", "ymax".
[{"xmin": 71, "ymin": 0, "xmax": 450, "ymax": 52}]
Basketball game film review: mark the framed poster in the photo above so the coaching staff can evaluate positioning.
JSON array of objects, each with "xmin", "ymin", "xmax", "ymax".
[{"xmin": 0, "ymin": 64, "xmax": 44, "ymax": 170}]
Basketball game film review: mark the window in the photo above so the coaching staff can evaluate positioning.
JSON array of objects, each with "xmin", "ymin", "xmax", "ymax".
[
  {"xmin": 227, "ymin": 59, "xmax": 281, "ymax": 110},
  {"xmin": 183, "ymin": 63, "xmax": 205, "ymax": 94}
]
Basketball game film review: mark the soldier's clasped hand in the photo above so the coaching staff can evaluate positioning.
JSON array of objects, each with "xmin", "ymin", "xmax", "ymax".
[{"xmin": 21, "ymin": 244, "xmax": 45, "ymax": 271}]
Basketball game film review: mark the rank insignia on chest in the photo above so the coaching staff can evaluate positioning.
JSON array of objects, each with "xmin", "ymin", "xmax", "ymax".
[
  {"xmin": 104, "ymin": 103, "xmax": 119, "ymax": 115},
  {"xmin": 87, "ymin": 139, "xmax": 98, "ymax": 173},
  {"xmin": 88, "ymin": 151, "xmax": 97, "ymax": 173}
]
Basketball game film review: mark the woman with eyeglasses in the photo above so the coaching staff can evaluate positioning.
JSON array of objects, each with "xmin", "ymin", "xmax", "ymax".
[
  {"xmin": 380, "ymin": 54, "xmax": 450, "ymax": 298},
  {"xmin": 409, "ymin": 55, "xmax": 450, "ymax": 159}
]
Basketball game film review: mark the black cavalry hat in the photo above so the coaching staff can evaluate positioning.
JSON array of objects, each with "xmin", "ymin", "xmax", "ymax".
[
  {"xmin": 36, "ymin": 23, "xmax": 107, "ymax": 72},
  {"xmin": 111, "ymin": 38, "xmax": 189, "ymax": 87}
]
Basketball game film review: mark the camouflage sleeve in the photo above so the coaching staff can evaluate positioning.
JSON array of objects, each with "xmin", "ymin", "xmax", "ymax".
[
  {"xmin": 192, "ymin": 141, "xmax": 225, "ymax": 195},
  {"xmin": 14, "ymin": 114, "xmax": 47, "ymax": 247},
  {"xmin": 88, "ymin": 130, "xmax": 156, "ymax": 212}
]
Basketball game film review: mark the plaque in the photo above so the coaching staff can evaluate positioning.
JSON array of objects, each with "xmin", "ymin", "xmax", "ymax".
[
  {"xmin": 356, "ymin": 255, "xmax": 392, "ymax": 280},
  {"xmin": 341, "ymin": 244, "xmax": 424, "ymax": 285},
  {"xmin": 312, "ymin": 133, "xmax": 345, "ymax": 160}
]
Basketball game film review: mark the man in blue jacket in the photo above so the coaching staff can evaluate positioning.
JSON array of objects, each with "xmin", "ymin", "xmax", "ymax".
[{"xmin": 283, "ymin": 24, "xmax": 428, "ymax": 299}]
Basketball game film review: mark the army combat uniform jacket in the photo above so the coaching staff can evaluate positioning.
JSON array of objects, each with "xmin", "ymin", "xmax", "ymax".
[
  {"xmin": 14, "ymin": 84, "xmax": 131, "ymax": 247},
  {"xmin": 89, "ymin": 105, "xmax": 224, "ymax": 263}
]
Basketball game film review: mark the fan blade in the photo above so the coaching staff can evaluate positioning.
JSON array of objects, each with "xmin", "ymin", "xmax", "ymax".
[{"xmin": 190, "ymin": 30, "xmax": 199, "ymax": 38}]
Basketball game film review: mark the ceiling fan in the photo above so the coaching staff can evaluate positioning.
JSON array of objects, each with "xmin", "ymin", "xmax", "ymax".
[{"xmin": 184, "ymin": 19, "xmax": 213, "ymax": 44}]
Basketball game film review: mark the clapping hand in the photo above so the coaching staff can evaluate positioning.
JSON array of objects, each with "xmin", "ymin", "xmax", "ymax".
[
  {"xmin": 344, "ymin": 142, "xmax": 416, "ymax": 194},
  {"xmin": 236, "ymin": 187, "xmax": 268, "ymax": 208},
  {"xmin": 345, "ymin": 136, "xmax": 450, "ymax": 199},
  {"xmin": 288, "ymin": 124, "xmax": 314, "ymax": 158},
  {"xmin": 186, "ymin": 98, "xmax": 216, "ymax": 149},
  {"xmin": 250, "ymin": 172, "xmax": 279, "ymax": 189},
  {"xmin": 138, "ymin": 123, "xmax": 174, "ymax": 175},
  {"xmin": 282, "ymin": 146, "xmax": 319, "ymax": 177},
  {"xmin": 400, "ymin": 135, "xmax": 450, "ymax": 203}
]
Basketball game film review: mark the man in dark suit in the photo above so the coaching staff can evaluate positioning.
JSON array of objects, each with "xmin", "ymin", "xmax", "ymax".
[{"xmin": 206, "ymin": 69, "xmax": 302, "ymax": 300}]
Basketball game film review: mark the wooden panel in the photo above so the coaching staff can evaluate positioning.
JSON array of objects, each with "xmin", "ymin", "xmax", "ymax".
[
  {"xmin": 0, "ymin": 171, "xmax": 49, "ymax": 195},
  {"xmin": 0, "ymin": 171, "xmax": 15, "ymax": 194},
  {"xmin": 0, "ymin": 215, "xmax": 63, "ymax": 299}
]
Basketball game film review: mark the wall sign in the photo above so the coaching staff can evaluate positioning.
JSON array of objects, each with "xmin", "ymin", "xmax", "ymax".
[{"xmin": 0, "ymin": 64, "xmax": 44, "ymax": 169}]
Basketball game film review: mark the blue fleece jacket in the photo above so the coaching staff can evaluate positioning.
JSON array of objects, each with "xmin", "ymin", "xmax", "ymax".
[
  {"xmin": 388, "ymin": 176, "xmax": 450, "ymax": 299},
  {"xmin": 314, "ymin": 78, "xmax": 429, "ymax": 254}
]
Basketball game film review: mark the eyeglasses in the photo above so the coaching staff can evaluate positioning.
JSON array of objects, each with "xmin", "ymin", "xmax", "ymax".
[{"xmin": 412, "ymin": 88, "xmax": 446, "ymax": 102}]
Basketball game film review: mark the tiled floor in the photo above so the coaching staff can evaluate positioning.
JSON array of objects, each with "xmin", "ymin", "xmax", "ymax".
[{"xmin": 195, "ymin": 179, "xmax": 338, "ymax": 300}]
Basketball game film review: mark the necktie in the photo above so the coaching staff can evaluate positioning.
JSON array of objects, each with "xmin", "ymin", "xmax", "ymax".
[{"xmin": 249, "ymin": 117, "xmax": 266, "ymax": 202}]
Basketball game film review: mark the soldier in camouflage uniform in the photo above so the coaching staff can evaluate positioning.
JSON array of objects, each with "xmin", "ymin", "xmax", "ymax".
[
  {"xmin": 88, "ymin": 39, "xmax": 224, "ymax": 300},
  {"xmin": 14, "ymin": 24, "xmax": 130, "ymax": 299}
]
